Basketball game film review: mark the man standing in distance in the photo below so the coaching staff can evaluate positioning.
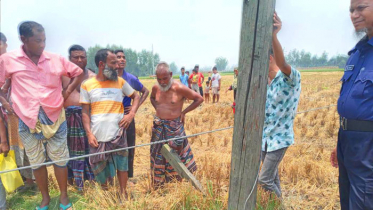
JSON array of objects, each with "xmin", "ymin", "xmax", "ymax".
[
  {"xmin": 330, "ymin": 1, "xmax": 373, "ymax": 209},
  {"xmin": 150, "ymin": 62, "xmax": 203, "ymax": 187},
  {"xmin": 258, "ymin": 13, "xmax": 301, "ymax": 199},
  {"xmin": 81, "ymin": 49, "xmax": 140, "ymax": 196},
  {"xmin": 189, "ymin": 65, "xmax": 204, "ymax": 97},
  {"xmin": 62, "ymin": 45, "xmax": 95, "ymax": 191},
  {"xmin": 210, "ymin": 66, "xmax": 221, "ymax": 103},
  {"xmin": 115, "ymin": 49, "xmax": 149, "ymax": 179},
  {"xmin": 179, "ymin": 67, "xmax": 189, "ymax": 87},
  {"xmin": 0, "ymin": 21, "xmax": 84, "ymax": 210}
]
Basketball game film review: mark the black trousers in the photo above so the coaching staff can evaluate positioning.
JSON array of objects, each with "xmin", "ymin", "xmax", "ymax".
[
  {"xmin": 126, "ymin": 119, "xmax": 136, "ymax": 178},
  {"xmin": 199, "ymin": 86, "xmax": 203, "ymax": 97}
]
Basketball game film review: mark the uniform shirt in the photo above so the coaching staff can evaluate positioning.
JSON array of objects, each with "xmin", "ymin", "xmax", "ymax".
[
  {"xmin": 179, "ymin": 74, "xmax": 189, "ymax": 86},
  {"xmin": 262, "ymin": 67, "xmax": 301, "ymax": 152},
  {"xmin": 211, "ymin": 73, "xmax": 221, "ymax": 88},
  {"xmin": 80, "ymin": 77, "xmax": 134, "ymax": 142},
  {"xmin": 121, "ymin": 70, "xmax": 143, "ymax": 108},
  {"xmin": 0, "ymin": 47, "xmax": 82, "ymax": 129},
  {"xmin": 338, "ymin": 36, "xmax": 373, "ymax": 120}
]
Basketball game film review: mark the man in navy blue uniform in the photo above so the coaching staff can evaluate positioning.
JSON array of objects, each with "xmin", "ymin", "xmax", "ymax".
[
  {"xmin": 115, "ymin": 49, "xmax": 149, "ymax": 178},
  {"xmin": 330, "ymin": 0, "xmax": 373, "ymax": 209}
]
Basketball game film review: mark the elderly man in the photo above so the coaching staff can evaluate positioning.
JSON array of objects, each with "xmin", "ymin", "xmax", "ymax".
[
  {"xmin": 150, "ymin": 62, "xmax": 203, "ymax": 187},
  {"xmin": 81, "ymin": 49, "xmax": 140, "ymax": 196},
  {"xmin": 0, "ymin": 21, "xmax": 84, "ymax": 210},
  {"xmin": 258, "ymin": 13, "xmax": 301, "ymax": 199},
  {"xmin": 330, "ymin": 0, "xmax": 373, "ymax": 209},
  {"xmin": 62, "ymin": 45, "xmax": 95, "ymax": 191},
  {"xmin": 115, "ymin": 49, "xmax": 149, "ymax": 179}
]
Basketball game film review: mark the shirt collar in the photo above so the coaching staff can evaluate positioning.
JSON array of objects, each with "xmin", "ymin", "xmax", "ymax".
[
  {"xmin": 348, "ymin": 36, "xmax": 373, "ymax": 55},
  {"xmin": 15, "ymin": 45, "xmax": 50, "ymax": 62}
]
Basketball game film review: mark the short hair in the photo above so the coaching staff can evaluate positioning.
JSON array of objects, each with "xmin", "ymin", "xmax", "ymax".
[
  {"xmin": 95, "ymin": 49, "xmax": 114, "ymax": 67},
  {"xmin": 212, "ymin": 66, "xmax": 217, "ymax": 70},
  {"xmin": 185, "ymin": 71, "xmax": 190, "ymax": 74},
  {"xmin": 114, "ymin": 49, "xmax": 124, "ymax": 54},
  {"xmin": 68, "ymin": 45, "xmax": 86, "ymax": 57},
  {"xmin": 181, "ymin": 66, "xmax": 185, "ymax": 70},
  {"xmin": 0, "ymin": 32, "xmax": 7, "ymax": 43},
  {"xmin": 18, "ymin": 21, "xmax": 44, "ymax": 38},
  {"xmin": 156, "ymin": 61, "xmax": 171, "ymax": 73},
  {"xmin": 195, "ymin": 64, "xmax": 199, "ymax": 68},
  {"xmin": 193, "ymin": 69, "xmax": 197, "ymax": 73}
]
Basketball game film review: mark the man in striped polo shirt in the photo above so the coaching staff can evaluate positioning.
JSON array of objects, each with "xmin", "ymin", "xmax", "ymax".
[{"xmin": 80, "ymin": 49, "xmax": 140, "ymax": 197}]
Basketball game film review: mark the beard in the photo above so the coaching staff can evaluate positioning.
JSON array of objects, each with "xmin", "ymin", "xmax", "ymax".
[
  {"xmin": 158, "ymin": 78, "xmax": 173, "ymax": 92},
  {"xmin": 354, "ymin": 28, "xmax": 368, "ymax": 41},
  {"xmin": 103, "ymin": 65, "xmax": 118, "ymax": 81}
]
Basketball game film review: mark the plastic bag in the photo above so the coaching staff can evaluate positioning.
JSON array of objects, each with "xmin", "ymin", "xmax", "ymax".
[{"xmin": 0, "ymin": 150, "xmax": 24, "ymax": 192}]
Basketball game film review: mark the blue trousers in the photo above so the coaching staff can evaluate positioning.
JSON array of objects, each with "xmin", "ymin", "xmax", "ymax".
[{"xmin": 337, "ymin": 128, "xmax": 373, "ymax": 210}]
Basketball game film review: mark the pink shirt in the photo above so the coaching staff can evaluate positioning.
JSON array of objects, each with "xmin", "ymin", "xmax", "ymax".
[{"xmin": 0, "ymin": 47, "xmax": 82, "ymax": 129}]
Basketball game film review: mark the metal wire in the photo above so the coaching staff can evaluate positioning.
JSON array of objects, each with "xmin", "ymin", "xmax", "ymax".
[
  {"xmin": 0, "ymin": 126, "xmax": 233, "ymax": 174},
  {"xmin": 0, "ymin": 104, "xmax": 336, "ymax": 175}
]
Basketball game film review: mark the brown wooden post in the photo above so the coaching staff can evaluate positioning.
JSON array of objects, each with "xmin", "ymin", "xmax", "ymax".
[{"xmin": 228, "ymin": 0, "xmax": 276, "ymax": 209}]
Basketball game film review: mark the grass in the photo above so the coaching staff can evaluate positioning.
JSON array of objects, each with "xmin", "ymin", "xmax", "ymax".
[{"xmin": 7, "ymin": 71, "xmax": 343, "ymax": 209}]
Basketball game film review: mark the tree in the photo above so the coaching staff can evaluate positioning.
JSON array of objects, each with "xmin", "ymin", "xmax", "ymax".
[
  {"xmin": 86, "ymin": 44, "xmax": 160, "ymax": 77},
  {"xmin": 169, "ymin": 62, "xmax": 178, "ymax": 74},
  {"xmin": 215, "ymin": 57, "xmax": 228, "ymax": 71}
]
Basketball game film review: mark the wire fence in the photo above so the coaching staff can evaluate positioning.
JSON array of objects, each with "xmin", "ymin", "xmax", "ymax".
[{"xmin": 0, "ymin": 104, "xmax": 337, "ymax": 175}]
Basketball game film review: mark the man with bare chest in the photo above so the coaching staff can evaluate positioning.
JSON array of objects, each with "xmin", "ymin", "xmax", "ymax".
[
  {"xmin": 150, "ymin": 62, "xmax": 203, "ymax": 187},
  {"xmin": 62, "ymin": 45, "xmax": 95, "ymax": 191}
]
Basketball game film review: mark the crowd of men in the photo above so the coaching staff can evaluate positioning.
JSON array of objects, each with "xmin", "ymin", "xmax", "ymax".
[
  {"xmin": 0, "ymin": 1, "xmax": 372, "ymax": 209},
  {"xmin": 0, "ymin": 20, "xmax": 203, "ymax": 210}
]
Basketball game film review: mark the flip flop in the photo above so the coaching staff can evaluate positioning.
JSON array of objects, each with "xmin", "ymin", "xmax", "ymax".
[
  {"xmin": 36, "ymin": 205, "xmax": 49, "ymax": 210},
  {"xmin": 59, "ymin": 203, "xmax": 72, "ymax": 210}
]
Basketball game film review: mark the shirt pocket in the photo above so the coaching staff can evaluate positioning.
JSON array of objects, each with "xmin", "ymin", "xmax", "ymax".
[
  {"xmin": 339, "ymin": 71, "xmax": 353, "ymax": 95},
  {"xmin": 351, "ymin": 70, "xmax": 373, "ymax": 98},
  {"xmin": 42, "ymin": 70, "xmax": 61, "ymax": 88}
]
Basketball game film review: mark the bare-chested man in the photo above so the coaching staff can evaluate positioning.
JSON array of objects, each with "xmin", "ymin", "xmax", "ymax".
[
  {"xmin": 150, "ymin": 61, "xmax": 203, "ymax": 187},
  {"xmin": 62, "ymin": 45, "xmax": 95, "ymax": 191}
]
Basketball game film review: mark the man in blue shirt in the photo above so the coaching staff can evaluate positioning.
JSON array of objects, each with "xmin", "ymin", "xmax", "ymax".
[
  {"xmin": 259, "ymin": 13, "xmax": 301, "ymax": 198},
  {"xmin": 115, "ymin": 50, "xmax": 149, "ymax": 178},
  {"xmin": 179, "ymin": 67, "xmax": 189, "ymax": 86},
  {"xmin": 330, "ymin": 1, "xmax": 373, "ymax": 209}
]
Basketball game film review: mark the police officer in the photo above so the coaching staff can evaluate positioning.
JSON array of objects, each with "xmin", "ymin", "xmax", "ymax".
[{"xmin": 330, "ymin": 0, "xmax": 373, "ymax": 209}]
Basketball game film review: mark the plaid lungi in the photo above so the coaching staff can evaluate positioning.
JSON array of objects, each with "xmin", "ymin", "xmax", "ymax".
[{"xmin": 150, "ymin": 116, "xmax": 197, "ymax": 186}]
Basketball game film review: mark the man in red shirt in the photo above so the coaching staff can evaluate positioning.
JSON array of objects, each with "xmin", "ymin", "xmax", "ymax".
[{"xmin": 188, "ymin": 65, "xmax": 204, "ymax": 96}]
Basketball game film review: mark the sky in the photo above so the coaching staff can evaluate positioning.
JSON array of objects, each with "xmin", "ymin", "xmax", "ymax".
[{"xmin": 0, "ymin": 0, "xmax": 357, "ymax": 69}]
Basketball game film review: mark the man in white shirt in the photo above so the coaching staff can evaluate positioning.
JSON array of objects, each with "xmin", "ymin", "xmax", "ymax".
[{"xmin": 210, "ymin": 66, "xmax": 221, "ymax": 103}]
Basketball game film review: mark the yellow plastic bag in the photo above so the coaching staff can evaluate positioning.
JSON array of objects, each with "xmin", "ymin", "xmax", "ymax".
[{"xmin": 0, "ymin": 150, "xmax": 24, "ymax": 192}]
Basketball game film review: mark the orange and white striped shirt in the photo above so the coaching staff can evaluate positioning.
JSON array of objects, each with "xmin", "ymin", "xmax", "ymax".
[{"xmin": 80, "ymin": 77, "xmax": 134, "ymax": 142}]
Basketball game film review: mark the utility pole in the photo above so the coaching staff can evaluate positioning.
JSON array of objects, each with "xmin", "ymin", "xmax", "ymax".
[{"xmin": 228, "ymin": 0, "xmax": 276, "ymax": 209}]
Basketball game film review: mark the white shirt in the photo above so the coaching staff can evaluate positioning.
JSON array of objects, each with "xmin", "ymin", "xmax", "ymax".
[{"xmin": 211, "ymin": 73, "xmax": 221, "ymax": 87}]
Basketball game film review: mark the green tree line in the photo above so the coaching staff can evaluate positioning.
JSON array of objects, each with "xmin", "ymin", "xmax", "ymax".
[
  {"xmin": 87, "ymin": 44, "xmax": 160, "ymax": 77},
  {"xmin": 285, "ymin": 49, "xmax": 348, "ymax": 69}
]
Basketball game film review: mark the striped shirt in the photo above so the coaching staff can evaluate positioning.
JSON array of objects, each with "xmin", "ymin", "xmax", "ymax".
[{"xmin": 80, "ymin": 77, "xmax": 134, "ymax": 142}]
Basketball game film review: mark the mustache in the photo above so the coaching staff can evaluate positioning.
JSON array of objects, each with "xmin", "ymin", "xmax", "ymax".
[
  {"xmin": 158, "ymin": 79, "xmax": 173, "ymax": 92},
  {"xmin": 103, "ymin": 65, "xmax": 118, "ymax": 81}
]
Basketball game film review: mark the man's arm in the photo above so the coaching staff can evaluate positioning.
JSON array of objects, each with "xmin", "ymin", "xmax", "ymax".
[
  {"xmin": 119, "ymin": 92, "xmax": 140, "ymax": 129},
  {"xmin": 272, "ymin": 12, "xmax": 291, "ymax": 76},
  {"xmin": 61, "ymin": 56, "xmax": 84, "ymax": 100},
  {"xmin": 179, "ymin": 85, "xmax": 204, "ymax": 123},
  {"xmin": 0, "ymin": 117, "xmax": 9, "ymax": 157},
  {"xmin": 150, "ymin": 85, "xmax": 157, "ymax": 109},
  {"xmin": 81, "ymin": 104, "xmax": 98, "ymax": 148},
  {"xmin": 138, "ymin": 86, "xmax": 149, "ymax": 107}
]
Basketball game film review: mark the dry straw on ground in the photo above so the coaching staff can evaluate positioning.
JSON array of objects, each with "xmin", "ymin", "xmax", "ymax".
[{"xmin": 10, "ymin": 72, "xmax": 343, "ymax": 209}]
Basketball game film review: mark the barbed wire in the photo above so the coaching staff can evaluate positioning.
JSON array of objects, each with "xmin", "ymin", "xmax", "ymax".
[{"xmin": 0, "ymin": 104, "xmax": 337, "ymax": 175}]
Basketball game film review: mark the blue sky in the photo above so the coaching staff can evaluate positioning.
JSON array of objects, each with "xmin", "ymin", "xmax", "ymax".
[{"xmin": 1, "ymin": 0, "xmax": 357, "ymax": 69}]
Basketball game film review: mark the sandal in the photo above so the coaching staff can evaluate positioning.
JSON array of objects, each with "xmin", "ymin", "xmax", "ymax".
[
  {"xmin": 59, "ymin": 203, "xmax": 72, "ymax": 210},
  {"xmin": 36, "ymin": 205, "xmax": 49, "ymax": 210}
]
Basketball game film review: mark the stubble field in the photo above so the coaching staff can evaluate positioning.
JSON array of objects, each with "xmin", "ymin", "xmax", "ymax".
[{"xmin": 8, "ymin": 72, "xmax": 343, "ymax": 209}]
